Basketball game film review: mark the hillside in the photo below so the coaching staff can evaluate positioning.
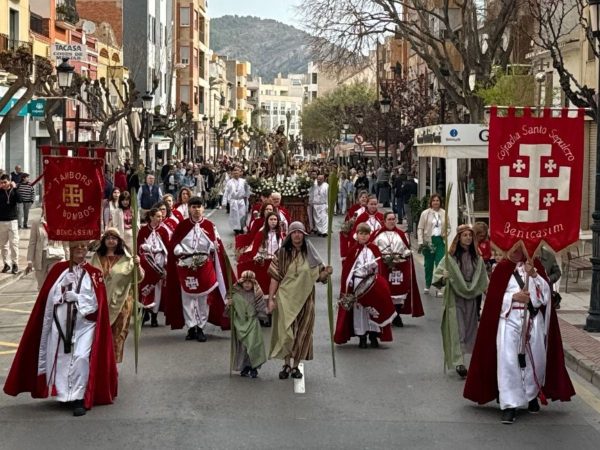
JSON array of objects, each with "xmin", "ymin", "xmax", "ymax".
[{"xmin": 210, "ymin": 15, "xmax": 312, "ymax": 81}]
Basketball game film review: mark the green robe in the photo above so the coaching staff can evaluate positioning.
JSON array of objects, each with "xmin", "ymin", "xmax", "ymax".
[
  {"xmin": 231, "ymin": 289, "xmax": 267, "ymax": 370},
  {"xmin": 433, "ymin": 254, "xmax": 488, "ymax": 370}
]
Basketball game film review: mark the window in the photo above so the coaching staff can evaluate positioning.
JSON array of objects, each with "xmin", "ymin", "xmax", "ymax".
[
  {"xmin": 180, "ymin": 46, "xmax": 189, "ymax": 65},
  {"xmin": 194, "ymin": 10, "xmax": 199, "ymax": 30},
  {"xmin": 180, "ymin": 7, "xmax": 190, "ymax": 27},
  {"xmin": 311, "ymin": 73, "xmax": 317, "ymax": 84},
  {"xmin": 180, "ymin": 85, "xmax": 191, "ymax": 104},
  {"xmin": 193, "ymin": 48, "xmax": 199, "ymax": 70}
]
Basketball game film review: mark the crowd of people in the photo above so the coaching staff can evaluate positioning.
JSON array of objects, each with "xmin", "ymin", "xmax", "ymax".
[{"xmin": 1, "ymin": 155, "xmax": 575, "ymax": 424}]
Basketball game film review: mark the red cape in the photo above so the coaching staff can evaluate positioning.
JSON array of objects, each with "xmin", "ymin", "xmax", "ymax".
[
  {"xmin": 370, "ymin": 227, "xmax": 424, "ymax": 317},
  {"xmin": 463, "ymin": 259, "xmax": 575, "ymax": 404},
  {"xmin": 165, "ymin": 218, "xmax": 235, "ymax": 330},
  {"xmin": 4, "ymin": 261, "xmax": 118, "ymax": 409},
  {"xmin": 237, "ymin": 231, "xmax": 284, "ymax": 294},
  {"xmin": 138, "ymin": 224, "xmax": 170, "ymax": 310},
  {"xmin": 339, "ymin": 204, "xmax": 366, "ymax": 259},
  {"xmin": 334, "ymin": 243, "xmax": 394, "ymax": 344},
  {"xmin": 351, "ymin": 211, "xmax": 384, "ymax": 236}
]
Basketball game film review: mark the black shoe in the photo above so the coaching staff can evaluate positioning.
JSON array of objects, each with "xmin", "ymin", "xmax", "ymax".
[
  {"xmin": 150, "ymin": 312, "xmax": 159, "ymax": 327},
  {"xmin": 185, "ymin": 326, "xmax": 198, "ymax": 341},
  {"xmin": 456, "ymin": 365, "xmax": 468, "ymax": 378},
  {"xmin": 290, "ymin": 367, "xmax": 303, "ymax": 379},
  {"xmin": 358, "ymin": 335, "xmax": 368, "ymax": 349},
  {"xmin": 196, "ymin": 327, "xmax": 207, "ymax": 342},
  {"xmin": 279, "ymin": 364, "xmax": 291, "ymax": 379},
  {"xmin": 2, "ymin": 264, "xmax": 10, "ymax": 273},
  {"xmin": 501, "ymin": 408, "xmax": 516, "ymax": 424},
  {"xmin": 142, "ymin": 310, "xmax": 150, "ymax": 326},
  {"xmin": 528, "ymin": 398, "xmax": 540, "ymax": 414},
  {"xmin": 11, "ymin": 264, "xmax": 18, "ymax": 275},
  {"xmin": 240, "ymin": 366, "xmax": 251, "ymax": 377},
  {"xmin": 250, "ymin": 368, "xmax": 258, "ymax": 378},
  {"xmin": 72, "ymin": 400, "xmax": 86, "ymax": 417},
  {"xmin": 393, "ymin": 315, "xmax": 404, "ymax": 327},
  {"xmin": 368, "ymin": 332, "xmax": 379, "ymax": 348},
  {"xmin": 23, "ymin": 225, "xmax": 28, "ymax": 229}
]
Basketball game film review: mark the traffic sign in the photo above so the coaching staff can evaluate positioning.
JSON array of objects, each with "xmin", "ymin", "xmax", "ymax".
[
  {"xmin": 354, "ymin": 134, "xmax": 365, "ymax": 145},
  {"xmin": 52, "ymin": 43, "xmax": 87, "ymax": 61}
]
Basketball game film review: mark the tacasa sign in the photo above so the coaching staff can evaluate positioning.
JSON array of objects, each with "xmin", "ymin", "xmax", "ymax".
[
  {"xmin": 488, "ymin": 106, "xmax": 584, "ymax": 257},
  {"xmin": 43, "ymin": 156, "xmax": 104, "ymax": 241}
]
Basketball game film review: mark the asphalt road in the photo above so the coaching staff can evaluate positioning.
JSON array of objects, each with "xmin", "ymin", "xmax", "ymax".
[{"xmin": 1, "ymin": 209, "xmax": 600, "ymax": 449}]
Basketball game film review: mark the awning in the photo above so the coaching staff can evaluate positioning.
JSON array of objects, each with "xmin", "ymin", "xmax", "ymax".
[{"xmin": 416, "ymin": 145, "xmax": 488, "ymax": 159}]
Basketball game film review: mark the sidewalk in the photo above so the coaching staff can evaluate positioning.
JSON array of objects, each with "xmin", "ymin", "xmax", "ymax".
[{"xmin": 0, "ymin": 207, "xmax": 42, "ymax": 289}]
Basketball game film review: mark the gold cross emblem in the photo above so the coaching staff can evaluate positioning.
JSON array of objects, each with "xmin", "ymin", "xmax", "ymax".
[{"xmin": 62, "ymin": 184, "xmax": 83, "ymax": 207}]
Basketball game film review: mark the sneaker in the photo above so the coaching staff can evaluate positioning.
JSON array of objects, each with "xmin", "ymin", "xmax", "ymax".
[
  {"xmin": 423, "ymin": 288, "xmax": 430, "ymax": 294},
  {"xmin": 436, "ymin": 289, "xmax": 444, "ymax": 298},
  {"xmin": 250, "ymin": 368, "xmax": 258, "ymax": 378},
  {"xmin": 240, "ymin": 366, "xmax": 251, "ymax": 377},
  {"xmin": 11, "ymin": 264, "xmax": 18, "ymax": 275},
  {"xmin": 1, "ymin": 264, "xmax": 10, "ymax": 273},
  {"xmin": 501, "ymin": 408, "xmax": 516, "ymax": 424},
  {"xmin": 456, "ymin": 365, "xmax": 468, "ymax": 378},
  {"xmin": 72, "ymin": 399, "xmax": 86, "ymax": 417},
  {"xmin": 196, "ymin": 327, "xmax": 207, "ymax": 342},
  {"xmin": 528, "ymin": 398, "xmax": 540, "ymax": 414},
  {"xmin": 185, "ymin": 326, "xmax": 198, "ymax": 341}
]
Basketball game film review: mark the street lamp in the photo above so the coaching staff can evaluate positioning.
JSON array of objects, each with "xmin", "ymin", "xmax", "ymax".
[
  {"xmin": 586, "ymin": 0, "xmax": 600, "ymax": 332},
  {"xmin": 141, "ymin": 92, "xmax": 154, "ymax": 169},
  {"xmin": 56, "ymin": 58, "xmax": 74, "ymax": 144},
  {"xmin": 202, "ymin": 115, "xmax": 209, "ymax": 162}
]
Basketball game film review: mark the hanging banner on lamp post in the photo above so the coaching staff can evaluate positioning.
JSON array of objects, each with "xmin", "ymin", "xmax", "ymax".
[
  {"xmin": 488, "ymin": 106, "xmax": 584, "ymax": 257},
  {"xmin": 43, "ymin": 156, "xmax": 105, "ymax": 241}
]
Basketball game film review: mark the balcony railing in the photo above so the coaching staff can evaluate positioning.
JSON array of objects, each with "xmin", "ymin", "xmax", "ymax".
[{"xmin": 0, "ymin": 34, "xmax": 33, "ymax": 53}]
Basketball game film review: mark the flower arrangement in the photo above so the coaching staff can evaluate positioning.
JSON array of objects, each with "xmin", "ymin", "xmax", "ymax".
[{"xmin": 247, "ymin": 176, "xmax": 313, "ymax": 198}]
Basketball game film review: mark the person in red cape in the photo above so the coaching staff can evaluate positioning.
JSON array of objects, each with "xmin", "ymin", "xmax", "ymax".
[
  {"xmin": 161, "ymin": 194, "xmax": 181, "ymax": 230},
  {"xmin": 165, "ymin": 196, "xmax": 234, "ymax": 341},
  {"xmin": 238, "ymin": 212, "xmax": 284, "ymax": 327},
  {"xmin": 463, "ymin": 245, "xmax": 575, "ymax": 424},
  {"xmin": 270, "ymin": 192, "xmax": 291, "ymax": 234},
  {"xmin": 334, "ymin": 223, "xmax": 397, "ymax": 348},
  {"xmin": 3, "ymin": 241, "xmax": 118, "ymax": 417},
  {"xmin": 371, "ymin": 211, "xmax": 424, "ymax": 327},
  {"xmin": 351, "ymin": 195, "xmax": 384, "ymax": 239},
  {"xmin": 339, "ymin": 190, "xmax": 368, "ymax": 260},
  {"xmin": 138, "ymin": 206, "xmax": 170, "ymax": 327},
  {"xmin": 235, "ymin": 202, "xmax": 274, "ymax": 254},
  {"xmin": 246, "ymin": 188, "xmax": 272, "ymax": 230},
  {"xmin": 173, "ymin": 187, "xmax": 192, "ymax": 221}
]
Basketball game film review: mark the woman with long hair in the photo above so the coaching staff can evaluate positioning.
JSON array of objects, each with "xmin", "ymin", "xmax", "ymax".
[
  {"xmin": 235, "ymin": 202, "xmax": 274, "ymax": 254},
  {"xmin": 91, "ymin": 228, "xmax": 142, "ymax": 363},
  {"xmin": 173, "ymin": 187, "xmax": 192, "ymax": 220},
  {"xmin": 417, "ymin": 193, "xmax": 447, "ymax": 296},
  {"xmin": 103, "ymin": 187, "xmax": 122, "ymax": 232},
  {"xmin": 138, "ymin": 207, "xmax": 169, "ymax": 327},
  {"xmin": 432, "ymin": 225, "xmax": 488, "ymax": 378},
  {"xmin": 118, "ymin": 191, "xmax": 133, "ymax": 249}
]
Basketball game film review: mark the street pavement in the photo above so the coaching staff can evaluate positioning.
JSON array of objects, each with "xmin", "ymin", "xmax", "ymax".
[{"xmin": 1, "ymin": 209, "xmax": 600, "ymax": 449}]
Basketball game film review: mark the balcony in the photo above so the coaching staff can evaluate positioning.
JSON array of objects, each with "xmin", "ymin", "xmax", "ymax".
[
  {"xmin": 0, "ymin": 34, "xmax": 33, "ymax": 53},
  {"xmin": 56, "ymin": 3, "xmax": 80, "ymax": 26}
]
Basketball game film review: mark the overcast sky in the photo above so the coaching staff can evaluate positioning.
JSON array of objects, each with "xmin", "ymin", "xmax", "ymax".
[{"xmin": 208, "ymin": 0, "xmax": 300, "ymax": 26}]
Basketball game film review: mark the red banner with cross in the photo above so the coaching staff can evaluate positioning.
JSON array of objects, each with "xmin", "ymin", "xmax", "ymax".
[
  {"xmin": 488, "ymin": 106, "xmax": 584, "ymax": 257},
  {"xmin": 43, "ymin": 155, "xmax": 105, "ymax": 241}
]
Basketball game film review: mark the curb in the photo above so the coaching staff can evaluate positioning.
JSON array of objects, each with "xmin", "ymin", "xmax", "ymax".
[{"xmin": 563, "ymin": 343, "xmax": 600, "ymax": 390}]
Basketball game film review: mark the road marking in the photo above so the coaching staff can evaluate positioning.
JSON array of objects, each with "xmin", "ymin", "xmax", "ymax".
[
  {"xmin": 293, "ymin": 362, "xmax": 306, "ymax": 394},
  {"xmin": 0, "ymin": 341, "xmax": 18, "ymax": 348},
  {"xmin": 572, "ymin": 379, "xmax": 600, "ymax": 414},
  {"xmin": 0, "ymin": 350, "xmax": 17, "ymax": 355},
  {"xmin": 0, "ymin": 307, "xmax": 31, "ymax": 314},
  {"xmin": 4, "ymin": 300, "xmax": 35, "ymax": 305}
]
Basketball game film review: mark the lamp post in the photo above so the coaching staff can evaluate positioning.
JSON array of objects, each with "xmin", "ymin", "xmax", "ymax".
[
  {"xmin": 586, "ymin": 0, "xmax": 600, "ymax": 332},
  {"xmin": 379, "ymin": 97, "xmax": 391, "ymax": 162},
  {"xmin": 202, "ymin": 115, "xmax": 209, "ymax": 163},
  {"xmin": 56, "ymin": 58, "xmax": 74, "ymax": 144},
  {"xmin": 356, "ymin": 112, "xmax": 364, "ymax": 166},
  {"xmin": 141, "ymin": 92, "xmax": 153, "ymax": 170}
]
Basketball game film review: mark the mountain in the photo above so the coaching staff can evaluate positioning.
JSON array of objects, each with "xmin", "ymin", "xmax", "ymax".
[{"xmin": 210, "ymin": 15, "xmax": 312, "ymax": 82}]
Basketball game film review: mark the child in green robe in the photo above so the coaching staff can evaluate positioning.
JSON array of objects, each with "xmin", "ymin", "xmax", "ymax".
[{"xmin": 229, "ymin": 270, "xmax": 268, "ymax": 378}]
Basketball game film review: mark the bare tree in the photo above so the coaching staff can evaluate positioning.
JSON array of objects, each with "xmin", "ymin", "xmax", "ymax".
[
  {"xmin": 300, "ymin": 0, "xmax": 523, "ymax": 122},
  {"xmin": 0, "ymin": 46, "xmax": 54, "ymax": 138},
  {"xmin": 527, "ymin": 0, "xmax": 596, "ymax": 117}
]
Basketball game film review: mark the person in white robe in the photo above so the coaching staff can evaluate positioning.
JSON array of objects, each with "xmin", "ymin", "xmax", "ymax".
[
  {"xmin": 222, "ymin": 166, "xmax": 250, "ymax": 234},
  {"xmin": 309, "ymin": 174, "xmax": 329, "ymax": 236}
]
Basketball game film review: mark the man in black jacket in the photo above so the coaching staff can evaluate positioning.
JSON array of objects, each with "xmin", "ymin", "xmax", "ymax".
[
  {"xmin": 0, "ymin": 174, "xmax": 20, "ymax": 274},
  {"xmin": 401, "ymin": 176, "xmax": 418, "ymax": 234}
]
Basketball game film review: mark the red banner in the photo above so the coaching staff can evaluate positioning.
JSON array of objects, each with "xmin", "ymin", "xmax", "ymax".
[
  {"xmin": 488, "ymin": 107, "xmax": 584, "ymax": 257},
  {"xmin": 43, "ymin": 156, "xmax": 104, "ymax": 241}
]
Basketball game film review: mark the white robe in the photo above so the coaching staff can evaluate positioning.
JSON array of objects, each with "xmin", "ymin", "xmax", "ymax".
[
  {"xmin": 497, "ymin": 263, "xmax": 551, "ymax": 410},
  {"xmin": 373, "ymin": 230, "xmax": 411, "ymax": 304},
  {"xmin": 37, "ymin": 266, "xmax": 98, "ymax": 403},
  {"xmin": 222, "ymin": 177, "xmax": 250, "ymax": 231},
  {"xmin": 310, "ymin": 182, "xmax": 329, "ymax": 234},
  {"xmin": 347, "ymin": 246, "xmax": 380, "ymax": 335},
  {"xmin": 174, "ymin": 223, "xmax": 217, "ymax": 328}
]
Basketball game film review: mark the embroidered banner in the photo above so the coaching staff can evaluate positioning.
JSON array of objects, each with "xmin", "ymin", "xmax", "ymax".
[
  {"xmin": 43, "ymin": 155, "xmax": 104, "ymax": 241},
  {"xmin": 488, "ymin": 107, "xmax": 584, "ymax": 256}
]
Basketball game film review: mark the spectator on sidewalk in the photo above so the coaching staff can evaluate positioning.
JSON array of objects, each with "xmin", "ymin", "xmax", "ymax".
[
  {"xmin": 16, "ymin": 173, "xmax": 34, "ymax": 229},
  {"xmin": 137, "ymin": 174, "xmax": 162, "ymax": 217},
  {"xmin": 114, "ymin": 166, "xmax": 128, "ymax": 193},
  {"xmin": 0, "ymin": 174, "xmax": 20, "ymax": 274},
  {"xmin": 401, "ymin": 175, "xmax": 418, "ymax": 233},
  {"xmin": 10, "ymin": 165, "xmax": 24, "ymax": 184}
]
